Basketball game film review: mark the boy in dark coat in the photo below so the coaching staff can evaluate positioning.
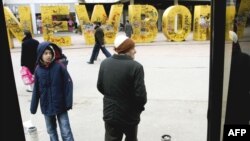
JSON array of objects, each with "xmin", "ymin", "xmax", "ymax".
[
  {"xmin": 30, "ymin": 42, "xmax": 74, "ymax": 141},
  {"xmin": 97, "ymin": 35, "xmax": 147, "ymax": 141},
  {"xmin": 21, "ymin": 30, "xmax": 39, "ymax": 92}
]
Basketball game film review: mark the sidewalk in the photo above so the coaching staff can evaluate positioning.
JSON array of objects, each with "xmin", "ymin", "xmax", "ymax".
[
  {"xmin": 11, "ymin": 32, "xmax": 209, "ymax": 50},
  {"xmin": 11, "ymin": 32, "xmax": 209, "ymax": 141}
]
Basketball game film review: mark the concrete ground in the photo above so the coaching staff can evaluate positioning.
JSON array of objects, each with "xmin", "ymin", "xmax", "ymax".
[{"xmin": 10, "ymin": 32, "xmax": 210, "ymax": 141}]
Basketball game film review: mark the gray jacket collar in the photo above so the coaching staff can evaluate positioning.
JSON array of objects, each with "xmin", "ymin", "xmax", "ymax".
[{"xmin": 112, "ymin": 54, "xmax": 133, "ymax": 60}]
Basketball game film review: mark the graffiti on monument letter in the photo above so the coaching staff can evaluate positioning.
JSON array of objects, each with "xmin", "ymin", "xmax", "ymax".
[
  {"xmin": 5, "ymin": 3, "xmax": 250, "ymax": 47},
  {"xmin": 4, "ymin": 7, "xmax": 24, "ymax": 42},
  {"xmin": 75, "ymin": 4, "xmax": 123, "ymax": 44}
]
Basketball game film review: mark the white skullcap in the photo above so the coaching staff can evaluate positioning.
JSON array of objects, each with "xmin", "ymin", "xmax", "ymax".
[
  {"xmin": 114, "ymin": 35, "xmax": 129, "ymax": 48},
  {"xmin": 113, "ymin": 35, "xmax": 135, "ymax": 53},
  {"xmin": 229, "ymin": 31, "xmax": 238, "ymax": 43}
]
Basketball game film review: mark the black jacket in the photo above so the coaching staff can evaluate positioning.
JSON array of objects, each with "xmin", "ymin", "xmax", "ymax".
[
  {"xmin": 21, "ymin": 38, "xmax": 39, "ymax": 74},
  {"xmin": 125, "ymin": 23, "xmax": 133, "ymax": 37},
  {"xmin": 94, "ymin": 26, "xmax": 104, "ymax": 45},
  {"xmin": 225, "ymin": 44, "xmax": 250, "ymax": 125},
  {"xmin": 97, "ymin": 54, "xmax": 147, "ymax": 126}
]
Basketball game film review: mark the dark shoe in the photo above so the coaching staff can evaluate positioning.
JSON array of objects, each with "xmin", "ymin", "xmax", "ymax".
[{"xmin": 87, "ymin": 61, "xmax": 94, "ymax": 64}]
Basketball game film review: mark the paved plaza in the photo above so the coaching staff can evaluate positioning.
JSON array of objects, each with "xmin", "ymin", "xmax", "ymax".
[{"xmin": 10, "ymin": 32, "xmax": 210, "ymax": 141}]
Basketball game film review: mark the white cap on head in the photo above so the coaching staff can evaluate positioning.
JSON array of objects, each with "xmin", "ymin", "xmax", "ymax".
[
  {"xmin": 114, "ymin": 35, "xmax": 129, "ymax": 48},
  {"xmin": 229, "ymin": 31, "xmax": 238, "ymax": 43}
]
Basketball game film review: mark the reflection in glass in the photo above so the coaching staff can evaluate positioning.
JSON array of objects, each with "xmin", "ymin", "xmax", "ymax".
[
  {"xmin": 225, "ymin": 29, "xmax": 250, "ymax": 125},
  {"xmin": 225, "ymin": 0, "xmax": 250, "ymax": 125},
  {"xmin": 221, "ymin": 0, "xmax": 250, "ymax": 140}
]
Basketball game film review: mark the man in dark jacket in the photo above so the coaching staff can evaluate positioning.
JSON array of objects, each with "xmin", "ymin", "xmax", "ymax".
[
  {"xmin": 87, "ymin": 22, "xmax": 111, "ymax": 64},
  {"xmin": 125, "ymin": 20, "xmax": 133, "ymax": 38},
  {"xmin": 225, "ymin": 31, "xmax": 250, "ymax": 125},
  {"xmin": 97, "ymin": 35, "xmax": 147, "ymax": 141},
  {"xmin": 21, "ymin": 30, "xmax": 39, "ymax": 92}
]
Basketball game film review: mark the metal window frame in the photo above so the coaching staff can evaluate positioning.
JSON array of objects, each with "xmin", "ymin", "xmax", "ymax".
[{"xmin": 1, "ymin": 0, "xmax": 227, "ymax": 140}]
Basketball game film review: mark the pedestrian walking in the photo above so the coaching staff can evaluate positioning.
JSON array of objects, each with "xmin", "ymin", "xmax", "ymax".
[
  {"xmin": 68, "ymin": 19, "xmax": 74, "ymax": 32},
  {"xmin": 73, "ymin": 20, "xmax": 78, "ymax": 33},
  {"xmin": 30, "ymin": 42, "xmax": 74, "ymax": 141},
  {"xmin": 87, "ymin": 22, "xmax": 111, "ymax": 64},
  {"xmin": 125, "ymin": 20, "xmax": 133, "ymax": 38},
  {"xmin": 21, "ymin": 30, "xmax": 39, "ymax": 92},
  {"xmin": 97, "ymin": 35, "xmax": 147, "ymax": 141}
]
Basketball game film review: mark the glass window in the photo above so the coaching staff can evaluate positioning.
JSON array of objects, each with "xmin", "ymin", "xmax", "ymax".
[{"xmin": 221, "ymin": 0, "xmax": 250, "ymax": 140}]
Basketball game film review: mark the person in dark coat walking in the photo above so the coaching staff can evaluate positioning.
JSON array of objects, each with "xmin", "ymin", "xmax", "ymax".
[
  {"xmin": 97, "ymin": 35, "xmax": 147, "ymax": 141},
  {"xmin": 21, "ymin": 30, "xmax": 39, "ymax": 92},
  {"xmin": 225, "ymin": 31, "xmax": 250, "ymax": 125},
  {"xmin": 30, "ymin": 42, "xmax": 74, "ymax": 141},
  {"xmin": 125, "ymin": 20, "xmax": 133, "ymax": 38},
  {"xmin": 87, "ymin": 22, "xmax": 111, "ymax": 64}
]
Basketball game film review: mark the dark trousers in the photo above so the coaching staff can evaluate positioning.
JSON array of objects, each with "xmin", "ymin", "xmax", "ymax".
[
  {"xmin": 89, "ymin": 43, "xmax": 111, "ymax": 62},
  {"xmin": 105, "ymin": 122, "xmax": 138, "ymax": 141}
]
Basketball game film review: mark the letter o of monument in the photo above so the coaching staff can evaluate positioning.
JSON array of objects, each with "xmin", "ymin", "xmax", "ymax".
[{"xmin": 162, "ymin": 5, "xmax": 191, "ymax": 41}]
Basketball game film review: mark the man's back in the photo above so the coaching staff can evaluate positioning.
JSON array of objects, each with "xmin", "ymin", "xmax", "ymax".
[
  {"xmin": 125, "ymin": 22, "xmax": 133, "ymax": 37},
  {"xmin": 97, "ymin": 54, "xmax": 147, "ymax": 126},
  {"xmin": 98, "ymin": 55, "xmax": 143, "ymax": 97},
  {"xmin": 21, "ymin": 38, "xmax": 39, "ymax": 74},
  {"xmin": 97, "ymin": 35, "xmax": 146, "ymax": 141}
]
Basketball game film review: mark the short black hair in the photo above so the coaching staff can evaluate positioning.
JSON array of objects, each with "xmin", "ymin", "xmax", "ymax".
[
  {"xmin": 24, "ymin": 30, "xmax": 31, "ymax": 35},
  {"xmin": 94, "ymin": 21, "xmax": 101, "ymax": 26},
  {"xmin": 22, "ymin": 30, "xmax": 32, "ymax": 41}
]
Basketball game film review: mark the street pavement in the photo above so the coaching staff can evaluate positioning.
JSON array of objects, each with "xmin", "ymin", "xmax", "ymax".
[{"xmin": 10, "ymin": 32, "xmax": 210, "ymax": 141}]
